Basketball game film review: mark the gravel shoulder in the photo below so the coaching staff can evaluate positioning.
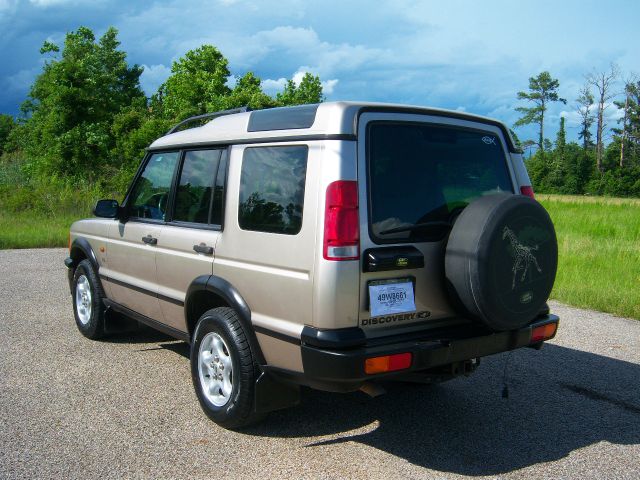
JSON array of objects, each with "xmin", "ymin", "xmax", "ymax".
[{"xmin": 1, "ymin": 248, "xmax": 639, "ymax": 479}]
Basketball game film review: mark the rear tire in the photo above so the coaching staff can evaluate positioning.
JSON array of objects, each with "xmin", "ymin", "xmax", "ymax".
[
  {"xmin": 190, "ymin": 307, "xmax": 264, "ymax": 429},
  {"xmin": 72, "ymin": 259, "xmax": 106, "ymax": 340}
]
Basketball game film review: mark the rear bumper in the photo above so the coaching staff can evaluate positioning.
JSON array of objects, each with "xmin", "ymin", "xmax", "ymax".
[{"xmin": 298, "ymin": 314, "xmax": 559, "ymax": 392}]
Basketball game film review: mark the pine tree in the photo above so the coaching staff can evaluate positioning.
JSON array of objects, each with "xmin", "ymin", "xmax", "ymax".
[
  {"xmin": 576, "ymin": 85, "xmax": 595, "ymax": 150},
  {"xmin": 514, "ymin": 71, "xmax": 566, "ymax": 153}
]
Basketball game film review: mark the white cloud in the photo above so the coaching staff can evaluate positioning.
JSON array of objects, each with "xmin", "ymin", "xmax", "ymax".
[
  {"xmin": 322, "ymin": 78, "xmax": 338, "ymax": 95},
  {"xmin": 263, "ymin": 67, "xmax": 339, "ymax": 96},
  {"xmin": 262, "ymin": 77, "xmax": 286, "ymax": 94},
  {"xmin": 291, "ymin": 69, "xmax": 306, "ymax": 86}
]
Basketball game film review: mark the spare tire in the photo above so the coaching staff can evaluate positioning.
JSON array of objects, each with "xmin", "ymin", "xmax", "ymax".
[{"xmin": 445, "ymin": 193, "xmax": 557, "ymax": 331}]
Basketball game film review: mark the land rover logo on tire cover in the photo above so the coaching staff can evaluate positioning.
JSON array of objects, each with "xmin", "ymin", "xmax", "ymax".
[{"xmin": 502, "ymin": 226, "xmax": 542, "ymax": 290}]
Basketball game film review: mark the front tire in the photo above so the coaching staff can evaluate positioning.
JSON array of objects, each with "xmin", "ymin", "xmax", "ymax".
[
  {"xmin": 72, "ymin": 259, "xmax": 106, "ymax": 340},
  {"xmin": 190, "ymin": 307, "xmax": 263, "ymax": 429}
]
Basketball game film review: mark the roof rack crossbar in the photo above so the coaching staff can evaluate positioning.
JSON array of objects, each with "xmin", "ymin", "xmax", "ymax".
[{"xmin": 166, "ymin": 106, "xmax": 250, "ymax": 135}]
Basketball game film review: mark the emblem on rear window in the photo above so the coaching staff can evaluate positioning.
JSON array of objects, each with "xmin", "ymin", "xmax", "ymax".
[
  {"xmin": 503, "ymin": 226, "xmax": 542, "ymax": 290},
  {"xmin": 482, "ymin": 136, "xmax": 496, "ymax": 145}
]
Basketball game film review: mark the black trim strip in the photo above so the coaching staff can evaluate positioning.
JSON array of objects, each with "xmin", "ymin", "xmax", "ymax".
[
  {"xmin": 254, "ymin": 325, "xmax": 301, "ymax": 345},
  {"xmin": 147, "ymin": 133, "xmax": 356, "ymax": 152},
  {"xmin": 103, "ymin": 299, "xmax": 189, "ymax": 342},
  {"xmin": 158, "ymin": 293, "xmax": 185, "ymax": 307},
  {"xmin": 100, "ymin": 274, "xmax": 185, "ymax": 307}
]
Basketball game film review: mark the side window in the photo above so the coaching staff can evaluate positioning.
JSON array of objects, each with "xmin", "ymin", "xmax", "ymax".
[
  {"xmin": 239, "ymin": 145, "xmax": 308, "ymax": 235},
  {"xmin": 173, "ymin": 149, "xmax": 222, "ymax": 225},
  {"xmin": 129, "ymin": 152, "xmax": 180, "ymax": 220}
]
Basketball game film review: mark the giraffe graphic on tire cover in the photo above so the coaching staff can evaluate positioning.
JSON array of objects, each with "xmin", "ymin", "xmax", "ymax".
[{"xmin": 502, "ymin": 226, "xmax": 543, "ymax": 290}]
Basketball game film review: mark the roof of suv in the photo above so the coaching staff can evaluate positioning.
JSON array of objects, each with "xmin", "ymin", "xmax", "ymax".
[{"xmin": 149, "ymin": 101, "xmax": 520, "ymax": 153}]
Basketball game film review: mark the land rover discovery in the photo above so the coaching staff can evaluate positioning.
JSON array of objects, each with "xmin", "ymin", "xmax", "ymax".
[{"xmin": 65, "ymin": 102, "xmax": 559, "ymax": 429}]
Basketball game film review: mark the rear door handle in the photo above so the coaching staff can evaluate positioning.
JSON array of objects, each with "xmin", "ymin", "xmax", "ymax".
[
  {"xmin": 142, "ymin": 235, "xmax": 157, "ymax": 245},
  {"xmin": 193, "ymin": 243, "xmax": 214, "ymax": 255}
]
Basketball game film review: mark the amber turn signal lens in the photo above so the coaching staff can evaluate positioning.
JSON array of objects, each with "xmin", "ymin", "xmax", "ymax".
[
  {"xmin": 530, "ymin": 323, "xmax": 558, "ymax": 343},
  {"xmin": 364, "ymin": 352, "xmax": 412, "ymax": 374}
]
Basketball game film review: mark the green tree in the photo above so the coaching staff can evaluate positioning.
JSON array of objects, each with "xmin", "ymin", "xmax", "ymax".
[
  {"xmin": 224, "ymin": 72, "xmax": 278, "ymax": 110},
  {"xmin": 19, "ymin": 26, "xmax": 144, "ymax": 180},
  {"xmin": 514, "ymin": 71, "xmax": 566, "ymax": 153},
  {"xmin": 613, "ymin": 80, "xmax": 640, "ymax": 168},
  {"xmin": 109, "ymin": 99, "xmax": 172, "ymax": 193},
  {"xmin": 155, "ymin": 45, "xmax": 231, "ymax": 120},
  {"xmin": 276, "ymin": 73, "xmax": 324, "ymax": 106},
  {"xmin": 562, "ymin": 143, "xmax": 594, "ymax": 194},
  {"xmin": 0, "ymin": 114, "xmax": 15, "ymax": 155},
  {"xmin": 547, "ymin": 116, "xmax": 567, "ymax": 190}
]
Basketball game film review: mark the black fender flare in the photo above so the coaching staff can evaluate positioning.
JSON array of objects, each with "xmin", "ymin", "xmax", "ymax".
[
  {"xmin": 66, "ymin": 238, "xmax": 102, "ymax": 294},
  {"xmin": 69, "ymin": 238, "xmax": 100, "ymax": 271},
  {"xmin": 185, "ymin": 275, "xmax": 266, "ymax": 365}
]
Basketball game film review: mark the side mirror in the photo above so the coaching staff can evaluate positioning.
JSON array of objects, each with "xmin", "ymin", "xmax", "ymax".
[{"xmin": 93, "ymin": 199, "xmax": 120, "ymax": 218}]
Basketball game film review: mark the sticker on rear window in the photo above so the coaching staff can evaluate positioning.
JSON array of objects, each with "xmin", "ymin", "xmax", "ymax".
[{"xmin": 482, "ymin": 136, "xmax": 496, "ymax": 145}]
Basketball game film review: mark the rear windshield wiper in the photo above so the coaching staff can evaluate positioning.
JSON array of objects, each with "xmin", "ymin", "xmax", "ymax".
[{"xmin": 378, "ymin": 221, "xmax": 452, "ymax": 235}]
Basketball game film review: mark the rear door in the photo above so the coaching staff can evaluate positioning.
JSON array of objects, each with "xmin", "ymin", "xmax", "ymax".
[
  {"xmin": 357, "ymin": 112, "xmax": 517, "ymax": 337},
  {"xmin": 155, "ymin": 148, "xmax": 226, "ymax": 332},
  {"xmin": 213, "ymin": 143, "xmax": 318, "ymax": 371}
]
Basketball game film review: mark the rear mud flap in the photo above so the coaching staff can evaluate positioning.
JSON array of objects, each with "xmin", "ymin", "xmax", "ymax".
[{"xmin": 254, "ymin": 371, "xmax": 301, "ymax": 414}]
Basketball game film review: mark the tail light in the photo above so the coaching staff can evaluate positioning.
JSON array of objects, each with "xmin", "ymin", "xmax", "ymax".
[
  {"xmin": 520, "ymin": 185, "xmax": 535, "ymax": 199},
  {"xmin": 323, "ymin": 180, "xmax": 359, "ymax": 261}
]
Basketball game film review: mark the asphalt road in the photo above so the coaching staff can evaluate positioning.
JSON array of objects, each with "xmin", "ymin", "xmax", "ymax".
[{"xmin": 1, "ymin": 248, "xmax": 639, "ymax": 479}]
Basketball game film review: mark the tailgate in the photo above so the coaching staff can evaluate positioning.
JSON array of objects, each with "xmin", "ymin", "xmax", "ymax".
[{"xmin": 356, "ymin": 112, "xmax": 517, "ymax": 337}]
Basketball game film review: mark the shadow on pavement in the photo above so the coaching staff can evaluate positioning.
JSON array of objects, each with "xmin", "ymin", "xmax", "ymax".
[
  {"xmin": 102, "ymin": 318, "xmax": 191, "ymax": 357},
  {"xmin": 99, "ymin": 318, "xmax": 640, "ymax": 476},
  {"xmin": 247, "ymin": 344, "xmax": 640, "ymax": 476}
]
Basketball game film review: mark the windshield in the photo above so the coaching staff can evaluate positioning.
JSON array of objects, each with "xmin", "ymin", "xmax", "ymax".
[{"xmin": 367, "ymin": 122, "xmax": 514, "ymax": 243}]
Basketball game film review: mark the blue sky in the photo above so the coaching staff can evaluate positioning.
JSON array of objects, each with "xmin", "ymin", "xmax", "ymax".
[{"xmin": 1, "ymin": 0, "xmax": 638, "ymax": 145}]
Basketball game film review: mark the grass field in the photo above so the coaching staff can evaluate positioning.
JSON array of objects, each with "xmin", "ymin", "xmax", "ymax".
[
  {"xmin": 0, "ymin": 212, "xmax": 78, "ymax": 249},
  {"xmin": 538, "ymin": 194, "xmax": 640, "ymax": 320},
  {"xmin": 1, "ymin": 194, "xmax": 638, "ymax": 319}
]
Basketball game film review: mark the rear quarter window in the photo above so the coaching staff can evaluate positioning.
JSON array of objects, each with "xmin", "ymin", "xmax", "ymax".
[
  {"xmin": 367, "ymin": 122, "xmax": 513, "ymax": 243},
  {"xmin": 238, "ymin": 145, "xmax": 308, "ymax": 235}
]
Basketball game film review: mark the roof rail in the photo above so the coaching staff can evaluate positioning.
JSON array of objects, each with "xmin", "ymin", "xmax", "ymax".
[{"xmin": 166, "ymin": 106, "xmax": 250, "ymax": 135}]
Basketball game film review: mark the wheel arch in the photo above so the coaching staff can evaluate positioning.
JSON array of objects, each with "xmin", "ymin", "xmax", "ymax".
[
  {"xmin": 185, "ymin": 275, "xmax": 266, "ymax": 365},
  {"xmin": 69, "ymin": 238, "xmax": 99, "ymax": 271}
]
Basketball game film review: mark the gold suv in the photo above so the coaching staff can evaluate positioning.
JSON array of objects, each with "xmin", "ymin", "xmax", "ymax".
[{"xmin": 65, "ymin": 102, "xmax": 559, "ymax": 428}]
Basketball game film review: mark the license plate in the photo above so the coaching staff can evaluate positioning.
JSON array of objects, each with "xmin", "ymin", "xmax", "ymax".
[{"xmin": 368, "ymin": 279, "xmax": 416, "ymax": 318}]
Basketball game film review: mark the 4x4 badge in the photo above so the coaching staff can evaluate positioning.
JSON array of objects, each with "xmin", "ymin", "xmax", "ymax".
[{"xmin": 503, "ymin": 226, "xmax": 542, "ymax": 290}]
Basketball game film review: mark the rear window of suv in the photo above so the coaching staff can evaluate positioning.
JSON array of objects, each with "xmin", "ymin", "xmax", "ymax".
[{"xmin": 367, "ymin": 122, "xmax": 513, "ymax": 243}]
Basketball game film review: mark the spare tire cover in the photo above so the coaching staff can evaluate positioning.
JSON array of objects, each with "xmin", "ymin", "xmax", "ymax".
[{"xmin": 445, "ymin": 193, "xmax": 557, "ymax": 331}]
